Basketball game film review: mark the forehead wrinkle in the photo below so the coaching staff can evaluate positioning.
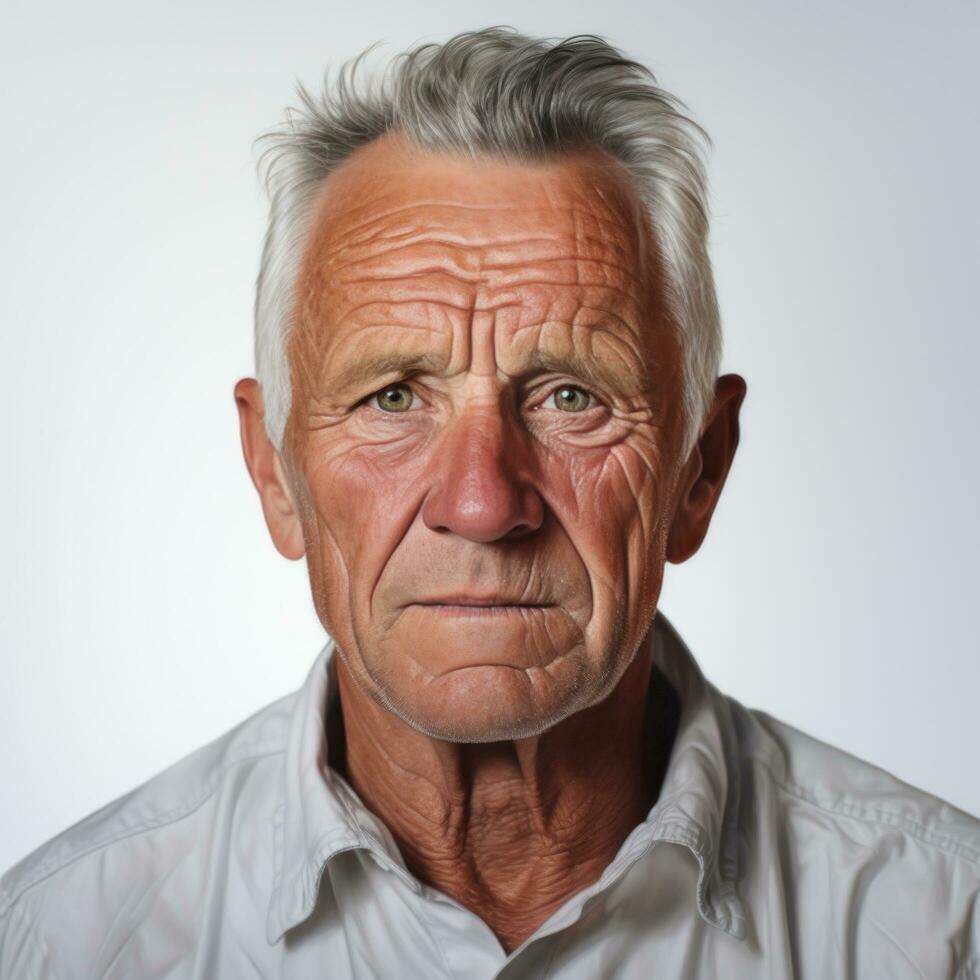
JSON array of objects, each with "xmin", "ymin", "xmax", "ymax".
[
  {"xmin": 324, "ymin": 317, "xmax": 452, "ymax": 361},
  {"xmin": 320, "ymin": 265, "xmax": 647, "ymax": 334},
  {"xmin": 498, "ymin": 316, "xmax": 653, "ymax": 394},
  {"xmin": 303, "ymin": 196, "xmax": 655, "ymax": 334},
  {"xmin": 333, "ymin": 298, "xmax": 471, "ymax": 328},
  {"xmin": 472, "ymin": 261, "xmax": 646, "ymax": 307},
  {"xmin": 333, "ymin": 263, "xmax": 645, "ymax": 311},
  {"xmin": 571, "ymin": 187, "xmax": 649, "ymax": 311},
  {"xmin": 326, "ymin": 240, "xmax": 648, "ymax": 306},
  {"xmin": 329, "ymin": 250, "xmax": 647, "ymax": 310},
  {"xmin": 291, "ymin": 272, "xmax": 341, "ymax": 404},
  {"xmin": 300, "ymin": 269, "xmax": 653, "ymax": 390},
  {"xmin": 331, "ymin": 293, "xmax": 478, "ymax": 328},
  {"xmin": 314, "ymin": 206, "xmax": 645, "ymax": 289},
  {"xmin": 318, "ymin": 233, "xmax": 646, "ymax": 311},
  {"xmin": 327, "ymin": 238, "xmax": 644, "ymax": 288},
  {"xmin": 334, "ymin": 242, "xmax": 482, "ymax": 285},
  {"xmin": 503, "ymin": 304, "xmax": 645, "ymax": 344},
  {"xmin": 473, "ymin": 281, "xmax": 646, "ymax": 331},
  {"xmin": 329, "ymin": 235, "xmax": 561, "ymax": 272},
  {"xmin": 474, "ymin": 247, "xmax": 646, "ymax": 293},
  {"xmin": 316, "ymin": 199, "xmax": 635, "ymax": 254}
]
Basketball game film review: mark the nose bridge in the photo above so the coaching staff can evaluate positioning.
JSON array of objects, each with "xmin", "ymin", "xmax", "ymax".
[
  {"xmin": 421, "ymin": 395, "xmax": 543, "ymax": 542},
  {"xmin": 453, "ymin": 397, "xmax": 510, "ymax": 469}
]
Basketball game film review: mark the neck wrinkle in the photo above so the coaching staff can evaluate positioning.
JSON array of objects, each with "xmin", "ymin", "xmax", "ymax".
[{"xmin": 331, "ymin": 624, "xmax": 681, "ymax": 949}]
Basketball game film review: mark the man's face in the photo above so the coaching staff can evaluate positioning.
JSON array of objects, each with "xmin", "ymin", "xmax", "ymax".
[{"xmin": 283, "ymin": 134, "xmax": 689, "ymax": 742}]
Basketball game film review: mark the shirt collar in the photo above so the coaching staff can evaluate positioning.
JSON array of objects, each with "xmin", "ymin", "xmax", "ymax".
[
  {"xmin": 642, "ymin": 611, "xmax": 747, "ymax": 940},
  {"xmin": 266, "ymin": 610, "xmax": 746, "ymax": 944}
]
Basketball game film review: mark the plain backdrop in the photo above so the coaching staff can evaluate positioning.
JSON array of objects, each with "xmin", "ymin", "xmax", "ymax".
[{"xmin": 2, "ymin": 0, "xmax": 978, "ymax": 872}]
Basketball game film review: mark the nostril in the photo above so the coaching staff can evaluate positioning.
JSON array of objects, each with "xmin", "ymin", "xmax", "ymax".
[{"xmin": 504, "ymin": 488, "xmax": 545, "ymax": 540}]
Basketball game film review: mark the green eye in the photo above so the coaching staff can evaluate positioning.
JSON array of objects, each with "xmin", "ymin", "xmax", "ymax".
[
  {"xmin": 550, "ymin": 385, "xmax": 592, "ymax": 413},
  {"xmin": 371, "ymin": 383, "xmax": 416, "ymax": 412}
]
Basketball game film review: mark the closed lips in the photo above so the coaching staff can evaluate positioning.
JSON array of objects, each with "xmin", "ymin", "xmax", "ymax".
[{"xmin": 412, "ymin": 596, "xmax": 555, "ymax": 607}]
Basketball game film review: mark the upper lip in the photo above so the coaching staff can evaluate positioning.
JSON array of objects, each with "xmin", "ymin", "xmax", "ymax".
[{"xmin": 412, "ymin": 594, "xmax": 553, "ymax": 607}]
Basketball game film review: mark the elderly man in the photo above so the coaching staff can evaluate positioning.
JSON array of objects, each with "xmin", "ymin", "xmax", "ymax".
[{"xmin": 2, "ymin": 27, "xmax": 978, "ymax": 980}]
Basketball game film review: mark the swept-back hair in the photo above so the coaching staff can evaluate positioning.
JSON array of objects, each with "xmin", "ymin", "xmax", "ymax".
[{"xmin": 254, "ymin": 27, "xmax": 720, "ymax": 457}]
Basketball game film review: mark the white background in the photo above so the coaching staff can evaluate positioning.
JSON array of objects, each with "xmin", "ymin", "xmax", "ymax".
[{"xmin": 2, "ymin": 0, "xmax": 978, "ymax": 872}]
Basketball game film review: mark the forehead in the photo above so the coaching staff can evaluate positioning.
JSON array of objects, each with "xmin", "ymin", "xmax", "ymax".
[
  {"xmin": 291, "ymin": 134, "xmax": 667, "ymax": 391},
  {"xmin": 306, "ymin": 133, "xmax": 651, "ymax": 250}
]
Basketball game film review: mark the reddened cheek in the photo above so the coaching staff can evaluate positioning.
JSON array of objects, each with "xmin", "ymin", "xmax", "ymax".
[
  {"xmin": 304, "ymin": 436, "xmax": 434, "ymax": 546},
  {"xmin": 524, "ymin": 401, "xmax": 635, "ymax": 449},
  {"xmin": 344, "ymin": 412, "xmax": 435, "ymax": 453},
  {"xmin": 593, "ymin": 444, "xmax": 665, "ymax": 543}
]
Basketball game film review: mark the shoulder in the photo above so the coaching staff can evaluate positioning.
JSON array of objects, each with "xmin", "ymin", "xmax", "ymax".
[
  {"xmin": 727, "ymin": 695, "xmax": 980, "ymax": 977},
  {"xmin": 733, "ymin": 698, "xmax": 980, "ymax": 863},
  {"xmin": 0, "ymin": 687, "xmax": 296, "ymax": 973}
]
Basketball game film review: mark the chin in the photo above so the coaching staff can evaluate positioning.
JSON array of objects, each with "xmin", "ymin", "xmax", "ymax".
[{"xmin": 376, "ymin": 661, "xmax": 591, "ymax": 743}]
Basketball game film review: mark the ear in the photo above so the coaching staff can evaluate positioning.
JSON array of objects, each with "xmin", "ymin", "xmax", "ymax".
[
  {"xmin": 666, "ymin": 373, "xmax": 747, "ymax": 565},
  {"xmin": 234, "ymin": 378, "xmax": 306, "ymax": 560}
]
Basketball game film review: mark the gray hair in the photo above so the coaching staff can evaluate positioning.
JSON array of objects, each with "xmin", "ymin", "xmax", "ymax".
[{"xmin": 253, "ymin": 27, "xmax": 721, "ymax": 459}]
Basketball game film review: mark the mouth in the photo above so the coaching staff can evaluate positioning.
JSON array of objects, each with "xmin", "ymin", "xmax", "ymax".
[
  {"xmin": 409, "ymin": 595, "xmax": 556, "ymax": 614},
  {"xmin": 410, "ymin": 604, "xmax": 553, "ymax": 617}
]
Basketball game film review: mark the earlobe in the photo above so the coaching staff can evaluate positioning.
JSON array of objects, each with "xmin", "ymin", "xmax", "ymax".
[
  {"xmin": 665, "ymin": 448, "xmax": 707, "ymax": 565},
  {"xmin": 268, "ymin": 451, "xmax": 307, "ymax": 560},
  {"xmin": 234, "ymin": 378, "xmax": 307, "ymax": 561},
  {"xmin": 665, "ymin": 374, "xmax": 747, "ymax": 565}
]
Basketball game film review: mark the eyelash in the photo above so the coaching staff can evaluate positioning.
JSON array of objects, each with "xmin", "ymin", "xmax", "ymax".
[{"xmin": 361, "ymin": 381, "xmax": 601, "ymax": 414}]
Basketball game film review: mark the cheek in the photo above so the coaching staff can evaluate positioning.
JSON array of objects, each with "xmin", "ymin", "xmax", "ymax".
[
  {"xmin": 598, "ymin": 443, "xmax": 666, "ymax": 536},
  {"xmin": 304, "ymin": 429, "xmax": 432, "ymax": 571},
  {"xmin": 302, "ymin": 422, "xmax": 668, "ymax": 632},
  {"xmin": 551, "ymin": 437, "xmax": 667, "ymax": 579}
]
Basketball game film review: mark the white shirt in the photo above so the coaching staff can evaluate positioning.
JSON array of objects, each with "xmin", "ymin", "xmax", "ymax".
[{"xmin": 2, "ymin": 611, "xmax": 978, "ymax": 979}]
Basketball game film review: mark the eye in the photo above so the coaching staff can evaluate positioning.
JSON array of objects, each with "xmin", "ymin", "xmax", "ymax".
[
  {"xmin": 368, "ymin": 382, "xmax": 419, "ymax": 413},
  {"xmin": 546, "ymin": 384, "xmax": 594, "ymax": 413}
]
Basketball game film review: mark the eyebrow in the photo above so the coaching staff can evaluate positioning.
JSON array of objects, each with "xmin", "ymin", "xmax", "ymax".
[
  {"xmin": 518, "ymin": 348, "xmax": 645, "ymax": 394},
  {"xmin": 327, "ymin": 344, "xmax": 646, "ymax": 396},
  {"xmin": 329, "ymin": 352, "xmax": 448, "ymax": 394}
]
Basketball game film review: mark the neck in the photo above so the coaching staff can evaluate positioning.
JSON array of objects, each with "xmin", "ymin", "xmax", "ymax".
[{"xmin": 330, "ymin": 624, "xmax": 680, "ymax": 955}]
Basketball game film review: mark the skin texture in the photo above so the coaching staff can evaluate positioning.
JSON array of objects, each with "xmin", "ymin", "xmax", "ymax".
[{"xmin": 235, "ymin": 133, "xmax": 746, "ymax": 953}]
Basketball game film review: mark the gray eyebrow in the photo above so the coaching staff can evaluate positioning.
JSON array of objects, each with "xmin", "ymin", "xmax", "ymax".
[
  {"xmin": 329, "ymin": 352, "xmax": 448, "ymax": 393},
  {"xmin": 327, "ymin": 344, "xmax": 646, "ymax": 396},
  {"xmin": 518, "ymin": 348, "xmax": 647, "ymax": 395}
]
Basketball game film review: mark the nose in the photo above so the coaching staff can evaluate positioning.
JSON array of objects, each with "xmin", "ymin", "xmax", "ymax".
[{"xmin": 421, "ymin": 404, "xmax": 545, "ymax": 543}]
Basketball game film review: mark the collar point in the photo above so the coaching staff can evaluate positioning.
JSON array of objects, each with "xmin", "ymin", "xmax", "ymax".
[{"xmin": 700, "ymin": 895, "xmax": 748, "ymax": 942}]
